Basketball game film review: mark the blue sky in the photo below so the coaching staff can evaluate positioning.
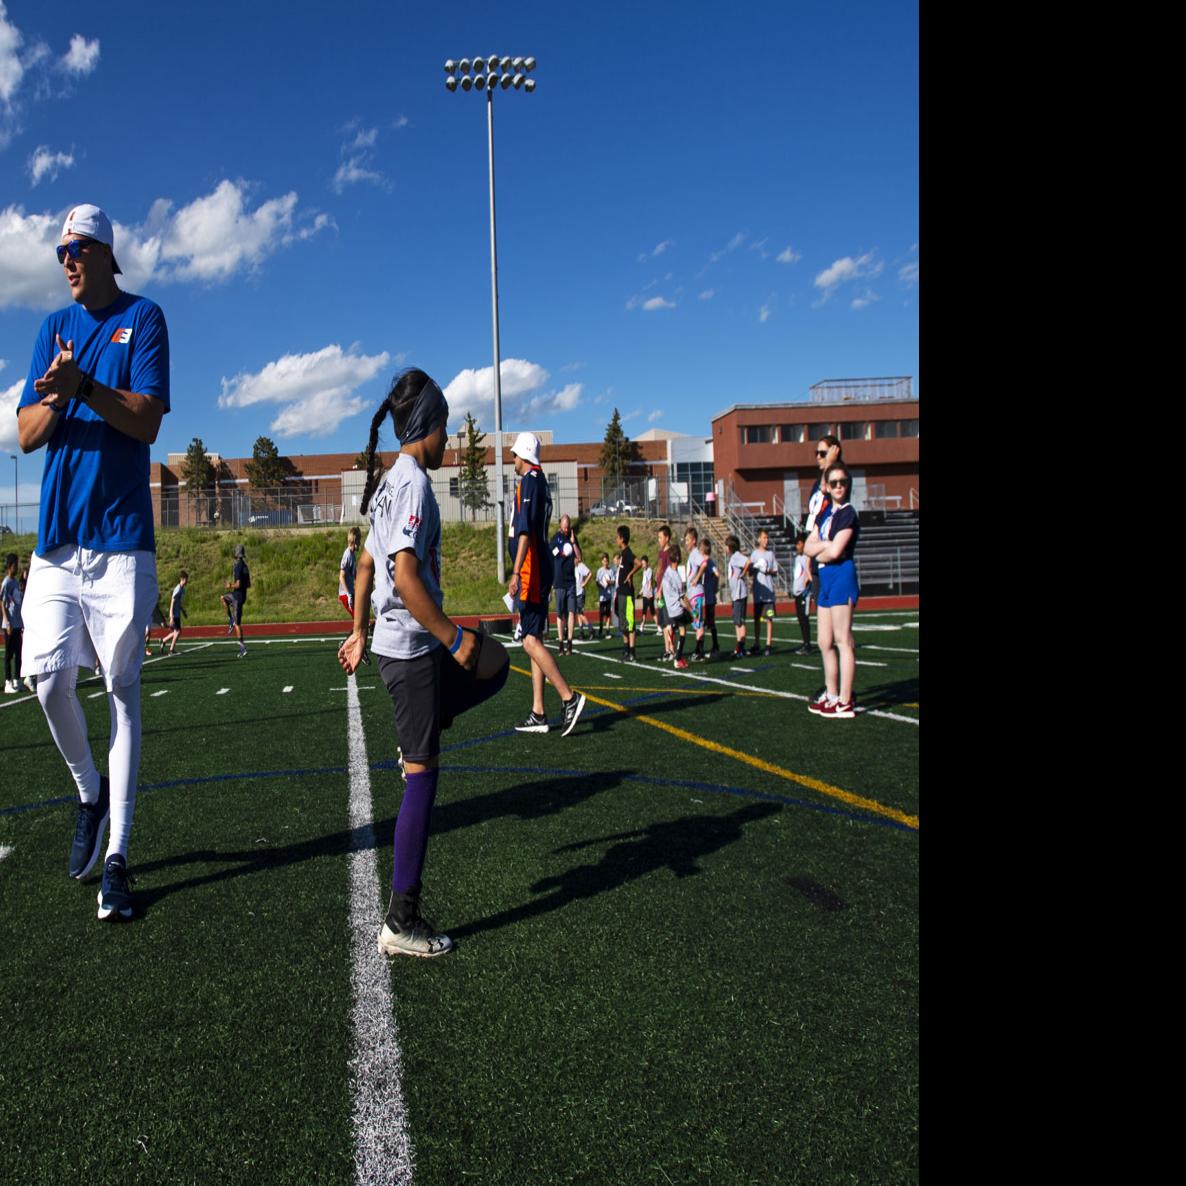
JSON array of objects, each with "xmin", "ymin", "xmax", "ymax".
[{"xmin": 1, "ymin": 0, "xmax": 917, "ymax": 504}]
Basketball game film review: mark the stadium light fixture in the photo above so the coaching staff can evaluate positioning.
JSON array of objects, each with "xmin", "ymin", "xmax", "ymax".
[{"xmin": 443, "ymin": 52, "xmax": 538, "ymax": 585}]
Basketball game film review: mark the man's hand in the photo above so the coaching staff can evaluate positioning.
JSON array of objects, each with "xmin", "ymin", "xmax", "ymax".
[
  {"xmin": 33, "ymin": 335, "xmax": 83, "ymax": 410},
  {"xmin": 507, "ymin": 573, "xmax": 520, "ymax": 597}
]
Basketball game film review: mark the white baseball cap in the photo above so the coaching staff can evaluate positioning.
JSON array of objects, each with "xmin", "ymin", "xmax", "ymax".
[
  {"xmin": 510, "ymin": 431, "xmax": 541, "ymax": 466},
  {"xmin": 61, "ymin": 204, "xmax": 122, "ymax": 274}
]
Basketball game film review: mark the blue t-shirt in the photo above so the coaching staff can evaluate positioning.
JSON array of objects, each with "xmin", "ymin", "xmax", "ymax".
[
  {"xmin": 19, "ymin": 292, "xmax": 170, "ymax": 556},
  {"xmin": 703, "ymin": 557, "xmax": 719, "ymax": 603}
]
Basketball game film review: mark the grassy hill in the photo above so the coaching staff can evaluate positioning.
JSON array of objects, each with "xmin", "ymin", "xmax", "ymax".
[{"xmin": 4, "ymin": 517, "xmax": 682, "ymax": 624}]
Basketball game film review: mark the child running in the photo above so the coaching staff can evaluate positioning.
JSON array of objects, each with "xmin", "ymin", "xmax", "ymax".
[
  {"xmin": 338, "ymin": 367, "xmax": 510, "ymax": 956},
  {"xmin": 159, "ymin": 572, "xmax": 188, "ymax": 656}
]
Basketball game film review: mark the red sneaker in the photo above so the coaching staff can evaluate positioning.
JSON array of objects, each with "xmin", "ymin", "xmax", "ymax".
[{"xmin": 807, "ymin": 693, "xmax": 830, "ymax": 715}]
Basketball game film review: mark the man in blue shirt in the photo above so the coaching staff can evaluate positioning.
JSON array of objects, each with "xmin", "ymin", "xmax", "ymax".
[{"xmin": 16, "ymin": 204, "xmax": 170, "ymax": 923}]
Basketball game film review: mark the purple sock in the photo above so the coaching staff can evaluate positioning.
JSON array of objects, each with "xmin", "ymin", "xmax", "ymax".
[{"xmin": 391, "ymin": 769, "xmax": 439, "ymax": 895}]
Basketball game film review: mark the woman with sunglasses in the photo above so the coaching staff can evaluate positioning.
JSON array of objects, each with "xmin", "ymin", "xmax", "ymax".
[{"xmin": 805, "ymin": 462, "xmax": 860, "ymax": 719}]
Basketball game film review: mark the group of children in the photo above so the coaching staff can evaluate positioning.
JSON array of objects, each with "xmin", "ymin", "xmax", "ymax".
[{"xmin": 580, "ymin": 522, "xmax": 815, "ymax": 668}]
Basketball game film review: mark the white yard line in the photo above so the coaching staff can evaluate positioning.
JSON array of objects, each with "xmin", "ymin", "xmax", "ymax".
[
  {"xmin": 150, "ymin": 690, "xmax": 169, "ymax": 698},
  {"xmin": 282, "ymin": 686, "xmax": 294, "ymax": 694},
  {"xmin": 864, "ymin": 645, "xmax": 920, "ymax": 655},
  {"xmin": 346, "ymin": 674, "xmax": 415, "ymax": 1186},
  {"xmin": 577, "ymin": 648, "xmax": 918, "ymax": 726},
  {"xmin": 216, "ymin": 688, "xmax": 230, "ymax": 696}
]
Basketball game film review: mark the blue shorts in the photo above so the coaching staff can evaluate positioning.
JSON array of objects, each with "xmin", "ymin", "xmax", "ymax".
[
  {"xmin": 554, "ymin": 586, "xmax": 575, "ymax": 616},
  {"xmin": 518, "ymin": 598, "xmax": 550, "ymax": 639},
  {"xmin": 817, "ymin": 561, "xmax": 860, "ymax": 609}
]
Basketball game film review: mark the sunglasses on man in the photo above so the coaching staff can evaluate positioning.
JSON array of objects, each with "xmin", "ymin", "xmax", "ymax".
[{"xmin": 56, "ymin": 239, "xmax": 99, "ymax": 265}]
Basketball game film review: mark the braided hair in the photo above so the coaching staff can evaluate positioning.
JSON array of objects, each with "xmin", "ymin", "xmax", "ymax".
[{"xmin": 359, "ymin": 368, "xmax": 435, "ymax": 515}]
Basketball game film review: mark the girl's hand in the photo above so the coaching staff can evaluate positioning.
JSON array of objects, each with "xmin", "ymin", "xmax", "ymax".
[
  {"xmin": 451, "ymin": 628, "xmax": 479, "ymax": 672},
  {"xmin": 338, "ymin": 632, "xmax": 367, "ymax": 674}
]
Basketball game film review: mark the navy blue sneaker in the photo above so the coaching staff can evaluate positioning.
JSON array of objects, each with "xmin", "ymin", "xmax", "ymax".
[
  {"xmin": 97, "ymin": 854, "xmax": 133, "ymax": 920},
  {"xmin": 69, "ymin": 775, "xmax": 110, "ymax": 880}
]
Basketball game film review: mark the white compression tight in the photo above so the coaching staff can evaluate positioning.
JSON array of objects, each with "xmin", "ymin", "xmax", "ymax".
[{"xmin": 36, "ymin": 668, "xmax": 142, "ymax": 859}]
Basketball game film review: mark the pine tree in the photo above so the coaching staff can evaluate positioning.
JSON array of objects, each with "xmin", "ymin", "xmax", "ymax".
[
  {"xmin": 180, "ymin": 437, "xmax": 215, "ymax": 525},
  {"xmin": 600, "ymin": 408, "xmax": 629, "ymax": 497},
  {"xmin": 458, "ymin": 412, "xmax": 491, "ymax": 521},
  {"xmin": 244, "ymin": 436, "xmax": 289, "ymax": 493}
]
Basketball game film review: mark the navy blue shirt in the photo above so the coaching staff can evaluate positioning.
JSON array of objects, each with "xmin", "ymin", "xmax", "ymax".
[
  {"xmin": 819, "ymin": 503, "xmax": 859, "ymax": 562},
  {"xmin": 550, "ymin": 530, "xmax": 578, "ymax": 589}
]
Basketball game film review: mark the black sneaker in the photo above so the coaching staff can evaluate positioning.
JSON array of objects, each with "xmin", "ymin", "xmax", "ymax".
[
  {"xmin": 748, "ymin": 645, "xmax": 762, "ymax": 656},
  {"xmin": 97, "ymin": 853, "xmax": 133, "ymax": 920},
  {"xmin": 69, "ymin": 775, "xmax": 110, "ymax": 879},
  {"xmin": 561, "ymin": 692, "xmax": 587, "ymax": 737},
  {"xmin": 691, "ymin": 652, "xmax": 705, "ymax": 662},
  {"xmin": 378, "ymin": 892, "xmax": 453, "ymax": 958},
  {"xmin": 515, "ymin": 711, "xmax": 550, "ymax": 734},
  {"xmin": 763, "ymin": 646, "xmax": 773, "ymax": 656}
]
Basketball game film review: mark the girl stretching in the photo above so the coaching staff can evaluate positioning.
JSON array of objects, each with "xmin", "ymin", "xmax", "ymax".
[{"xmin": 338, "ymin": 368, "xmax": 509, "ymax": 956}]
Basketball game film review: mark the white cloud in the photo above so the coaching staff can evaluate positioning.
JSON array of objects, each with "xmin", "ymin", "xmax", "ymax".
[
  {"xmin": 347, "ymin": 126, "xmax": 378, "ymax": 150},
  {"xmin": 748, "ymin": 237, "xmax": 770, "ymax": 260},
  {"xmin": 218, "ymin": 343, "xmax": 390, "ymax": 439},
  {"xmin": 759, "ymin": 303, "xmax": 772, "ymax": 323},
  {"xmin": 393, "ymin": 115, "xmax": 409, "ymax": 129},
  {"xmin": 1, "ymin": 372, "xmax": 22, "ymax": 451},
  {"xmin": 899, "ymin": 260, "xmax": 919, "ymax": 286},
  {"xmin": 0, "ymin": 3, "xmax": 24, "ymax": 105},
  {"xmin": 334, "ymin": 122, "xmax": 387, "ymax": 194},
  {"xmin": 699, "ymin": 288, "xmax": 714, "ymax": 301},
  {"xmin": 851, "ymin": 289, "xmax": 879, "ymax": 310},
  {"xmin": 647, "ymin": 409, "xmax": 663, "ymax": 423},
  {"xmin": 814, "ymin": 251, "xmax": 883, "ymax": 301},
  {"xmin": 1, "ymin": 10, "xmax": 101, "ymax": 148},
  {"xmin": 62, "ymin": 34, "xmax": 99, "ymax": 76},
  {"xmin": 637, "ymin": 238, "xmax": 673, "ymax": 262},
  {"xmin": 709, "ymin": 231, "xmax": 745, "ymax": 264},
  {"xmin": 442, "ymin": 360, "xmax": 583, "ymax": 426},
  {"xmin": 642, "ymin": 295, "xmax": 675, "ymax": 311},
  {"xmin": 776, "ymin": 245, "xmax": 800, "ymax": 264},
  {"xmin": 526, "ymin": 382, "xmax": 583, "ymax": 415},
  {"xmin": 622, "ymin": 409, "xmax": 641, "ymax": 422},
  {"xmin": 159, "ymin": 180, "xmax": 325, "ymax": 282},
  {"xmin": 28, "ymin": 145, "xmax": 73, "ymax": 186}
]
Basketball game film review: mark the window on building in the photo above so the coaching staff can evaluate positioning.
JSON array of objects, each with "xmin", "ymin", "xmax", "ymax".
[
  {"xmin": 779, "ymin": 424, "xmax": 803, "ymax": 444},
  {"xmin": 807, "ymin": 423, "xmax": 833, "ymax": 441},
  {"xmin": 840, "ymin": 421, "xmax": 869, "ymax": 441},
  {"xmin": 448, "ymin": 477, "xmax": 460, "ymax": 498},
  {"xmin": 874, "ymin": 421, "xmax": 899, "ymax": 439},
  {"xmin": 675, "ymin": 461, "xmax": 716, "ymax": 506},
  {"xmin": 900, "ymin": 420, "xmax": 919, "ymax": 438},
  {"xmin": 741, "ymin": 425, "xmax": 774, "ymax": 445}
]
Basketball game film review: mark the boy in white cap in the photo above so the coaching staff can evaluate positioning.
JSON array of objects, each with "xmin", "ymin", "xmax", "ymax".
[
  {"xmin": 507, "ymin": 431, "xmax": 585, "ymax": 736},
  {"xmin": 16, "ymin": 203, "xmax": 170, "ymax": 921}
]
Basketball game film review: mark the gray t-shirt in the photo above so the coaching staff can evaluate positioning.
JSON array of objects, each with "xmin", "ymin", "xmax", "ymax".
[
  {"xmin": 750, "ymin": 547, "xmax": 778, "ymax": 601},
  {"xmin": 685, "ymin": 547, "xmax": 705, "ymax": 599},
  {"xmin": 339, "ymin": 547, "xmax": 356, "ymax": 597},
  {"xmin": 728, "ymin": 551, "xmax": 749, "ymax": 602},
  {"xmin": 366, "ymin": 454, "xmax": 443, "ymax": 659}
]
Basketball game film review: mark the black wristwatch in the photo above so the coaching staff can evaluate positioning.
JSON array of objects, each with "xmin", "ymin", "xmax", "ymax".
[{"xmin": 75, "ymin": 372, "xmax": 95, "ymax": 402}]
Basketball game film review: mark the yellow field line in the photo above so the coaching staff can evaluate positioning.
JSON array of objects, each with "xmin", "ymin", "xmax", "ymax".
[{"xmin": 509, "ymin": 665, "xmax": 919, "ymax": 830}]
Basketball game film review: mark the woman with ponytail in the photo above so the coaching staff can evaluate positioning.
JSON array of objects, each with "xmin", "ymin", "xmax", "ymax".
[{"xmin": 338, "ymin": 368, "xmax": 510, "ymax": 957}]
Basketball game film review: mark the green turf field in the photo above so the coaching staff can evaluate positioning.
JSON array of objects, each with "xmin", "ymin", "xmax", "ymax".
[{"xmin": 0, "ymin": 615, "xmax": 918, "ymax": 1185}]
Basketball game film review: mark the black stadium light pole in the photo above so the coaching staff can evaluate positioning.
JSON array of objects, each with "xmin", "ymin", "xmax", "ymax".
[{"xmin": 444, "ymin": 53, "xmax": 537, "ymax": 585}]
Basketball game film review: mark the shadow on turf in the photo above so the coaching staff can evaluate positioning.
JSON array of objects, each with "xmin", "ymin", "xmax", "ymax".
[
  {"xmin": 124, "ymin": 770, "xmax": 630, "ymax": 915},
  {"xmin": 448, "ymin": 800, "xmax": 781, "ymax": 941},
  {"xmin": 854, "ymin": 675, "xmax": 919, "ymax": 712},
  {"xmin": 581, "ymin": 692, "xmax": 728, "ymax": 733}
]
